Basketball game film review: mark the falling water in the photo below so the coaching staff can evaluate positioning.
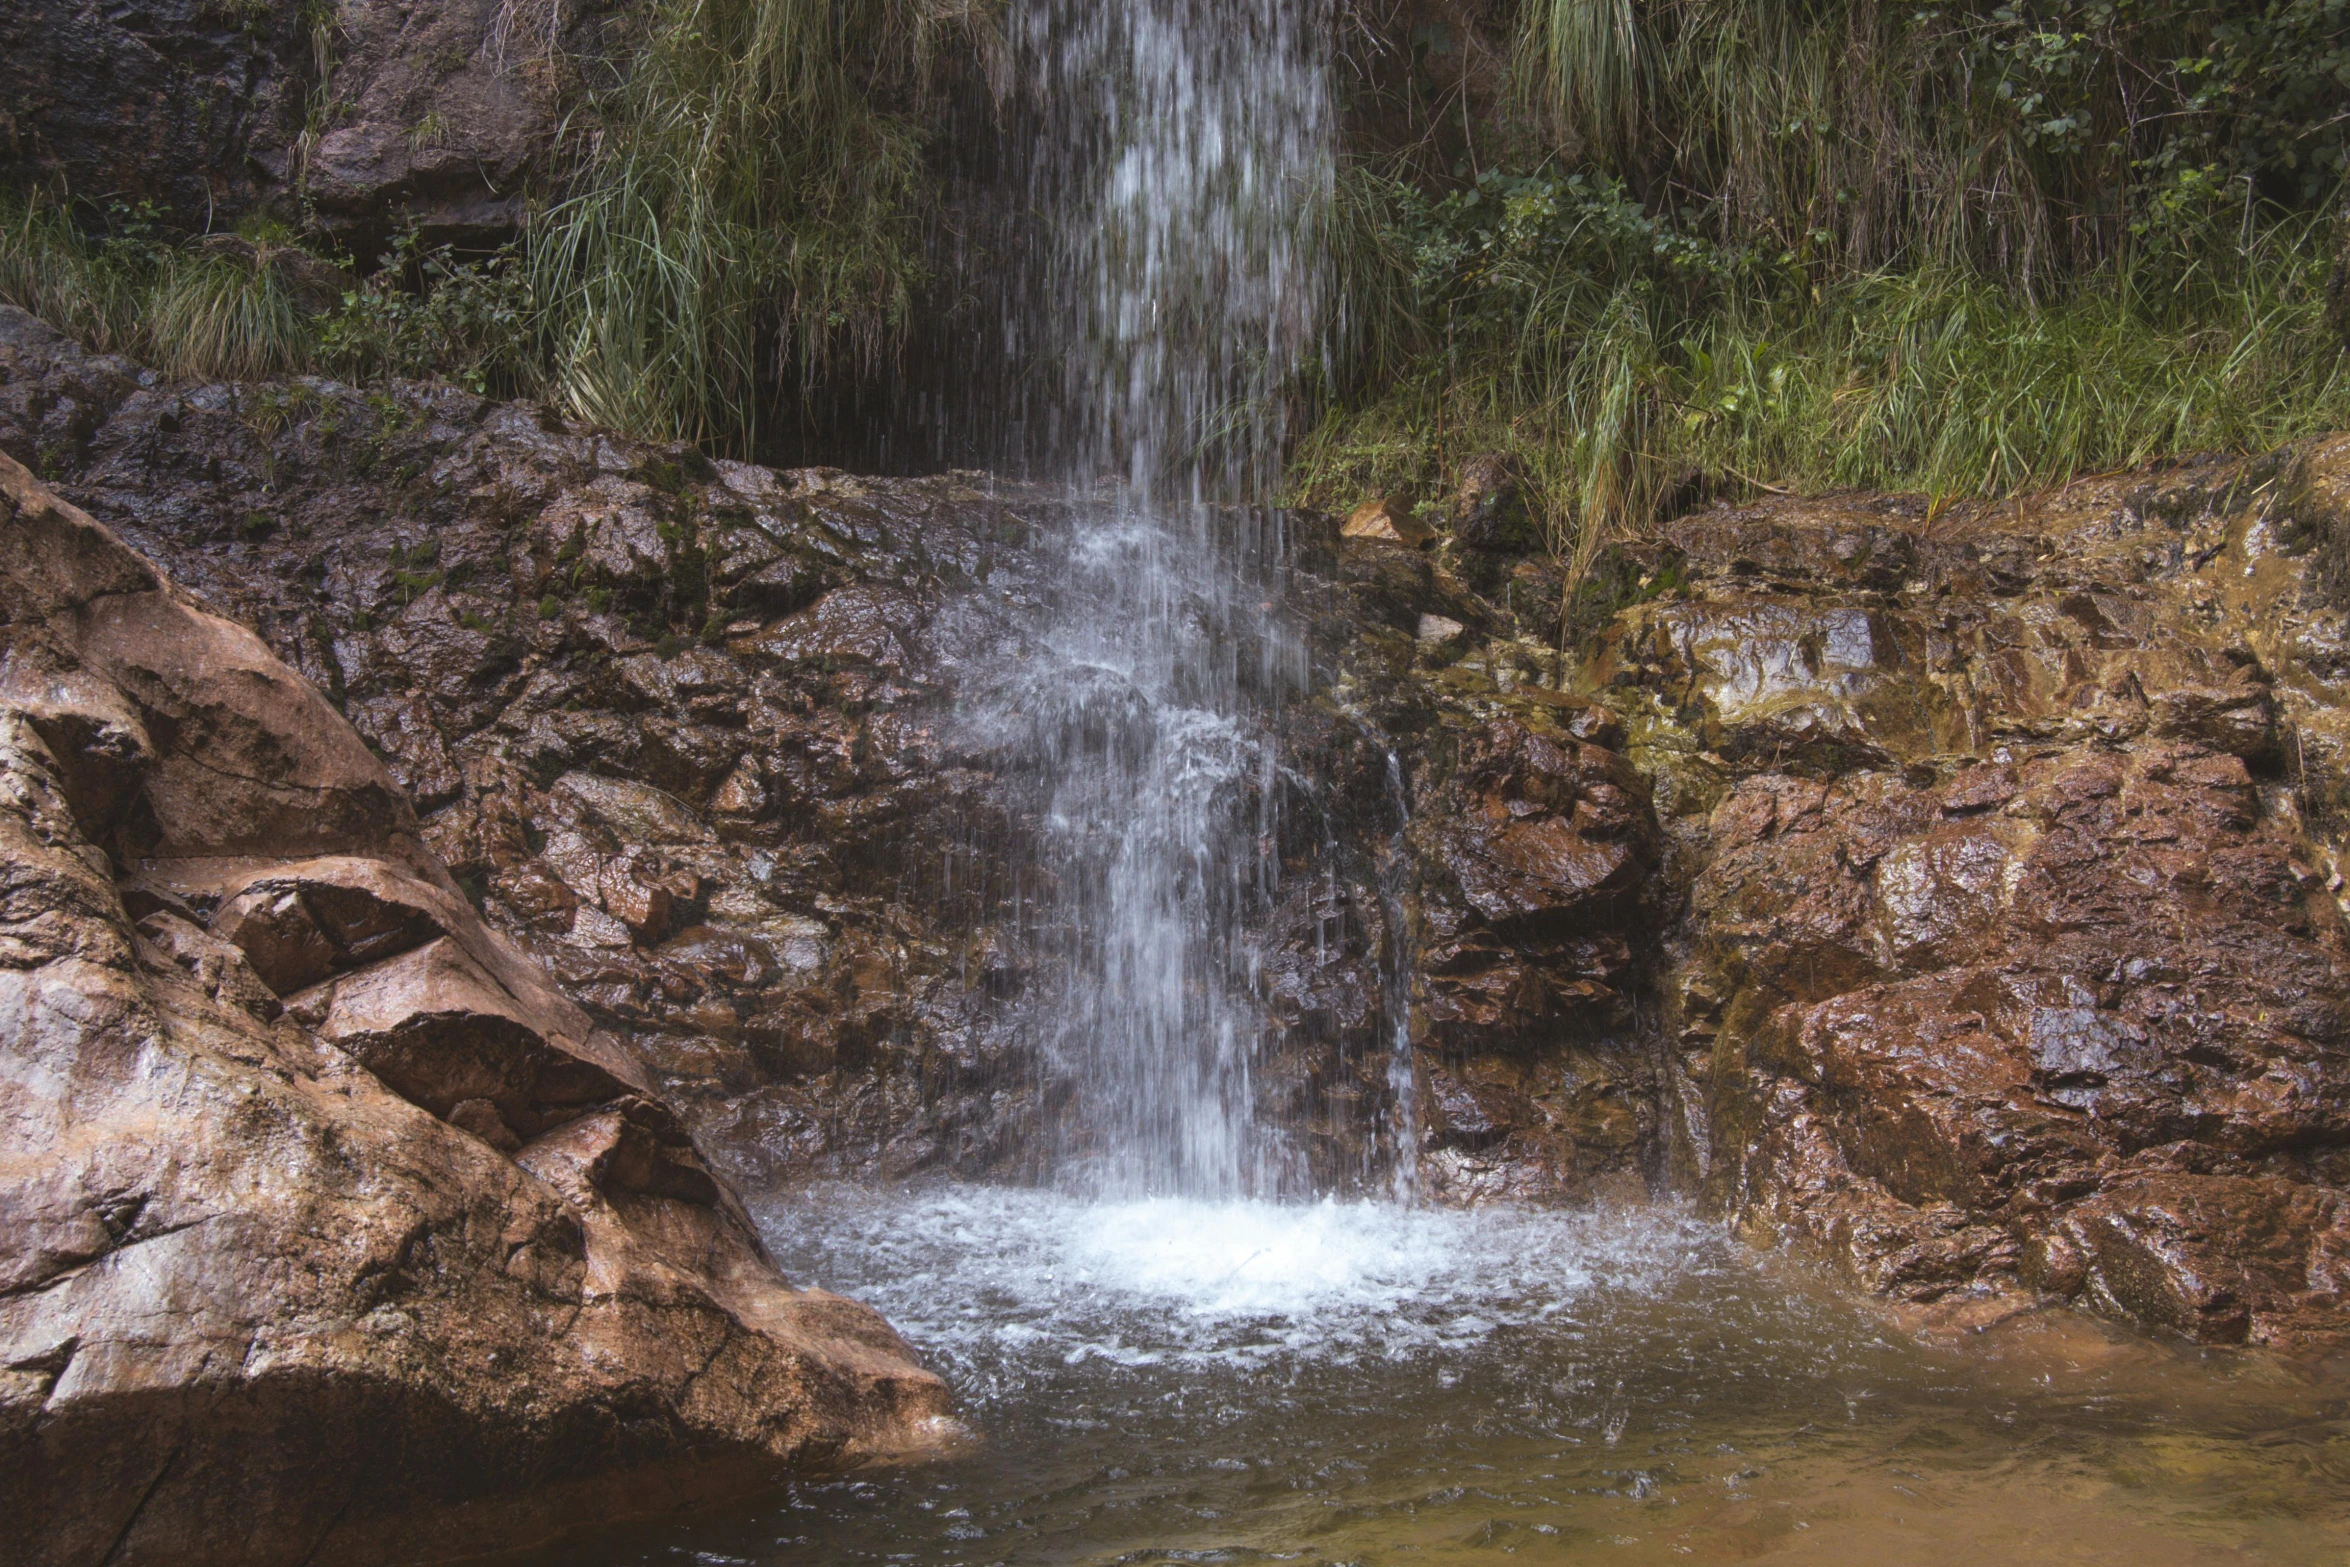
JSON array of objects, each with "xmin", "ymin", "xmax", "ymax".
[
  {"xmin": 981, "ymin": 0, "xmax": 1338, "ymax": 1198},
  {"xmin": 1380, "ymin": 750, "xmax": 1421, "ymax": 1203},
  {"xmin": 1014, "ymin": 0, "xmax": 1331, "ymax": 500}
]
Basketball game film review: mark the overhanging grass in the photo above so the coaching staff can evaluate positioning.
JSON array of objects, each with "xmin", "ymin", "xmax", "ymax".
[
  {"xmin": 528, "ymin": 0, "xmax": 959, "ymax": 449},
  {"xmin": 0, "ymin": 195, "xmax": 145, "ymax": 355}
]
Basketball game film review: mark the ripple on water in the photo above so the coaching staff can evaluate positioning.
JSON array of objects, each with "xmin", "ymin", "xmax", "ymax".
[{"xmin": 545, "ymin": 1184, "xmax": 2350, "ymax": 1567}]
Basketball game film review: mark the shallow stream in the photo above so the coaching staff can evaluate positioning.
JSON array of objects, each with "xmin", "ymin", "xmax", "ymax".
[{"xmin": 559, "ymin": 1187, "xmax": 2350, "ymax": 1565}]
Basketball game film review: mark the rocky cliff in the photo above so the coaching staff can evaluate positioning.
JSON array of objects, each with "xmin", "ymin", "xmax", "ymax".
[
  {"xmin": 6, "ymin": 300, "xmax": 2348, "ymax": 1358},
  {"xmin": 1621, "ymin": 470, "xmax": 2350, "ymax": 1346},
  {"xmin": 0, "ymin": 389, "xmax": 948, "ymax": 1563}
]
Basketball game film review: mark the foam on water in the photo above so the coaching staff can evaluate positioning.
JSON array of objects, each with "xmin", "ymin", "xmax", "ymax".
[
  {"xmin": 568, "ymin": 1186, "xmax": 2350, "ymax": 1564},
  {"xmin": 761, "ymin": 1185, "xmax": 1719, "ymax": 1376}
]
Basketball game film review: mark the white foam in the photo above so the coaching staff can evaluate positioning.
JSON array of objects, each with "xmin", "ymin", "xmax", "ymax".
[
  {"xmin": 759, "ymin": 1185, "xmax": 1719, "ymax": 1377},
  {"xmin": 1065, "ymin": 1196, "xmax": 1573, "ymax": 1319}
]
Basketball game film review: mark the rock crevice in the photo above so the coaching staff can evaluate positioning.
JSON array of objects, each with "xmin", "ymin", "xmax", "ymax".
[{"xmin": 0, "ymin": 440, "xmax": 949, "ymax": 1567}]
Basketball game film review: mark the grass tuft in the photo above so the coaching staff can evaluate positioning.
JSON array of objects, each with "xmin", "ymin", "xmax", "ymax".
[
  {"xmin": 149, "ymin": 249, "xmax": 314, "ymax": 381},
  {"xmin": 1295, "ymin": 169, "xmax": 2350, "ymax": 588},
  {"xmin": 529, "ymin": 0, "xmax": 970, "ymax": 448}
]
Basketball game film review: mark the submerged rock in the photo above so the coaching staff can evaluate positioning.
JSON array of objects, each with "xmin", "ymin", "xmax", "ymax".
[{"xmin": 0, "ymin": 448, "xmax": 948, "ymax": 1565}]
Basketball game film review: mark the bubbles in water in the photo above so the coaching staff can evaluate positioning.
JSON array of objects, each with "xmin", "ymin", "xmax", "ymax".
[{"xmin": 763, "ymin": 1184, "xmax": 1713, "ymax": 1374}]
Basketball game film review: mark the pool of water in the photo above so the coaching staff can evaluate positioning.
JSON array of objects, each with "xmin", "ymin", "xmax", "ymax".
[{"xmin": 555, "ymin": 1185, "xmax": 2350, "ymax": 1565}]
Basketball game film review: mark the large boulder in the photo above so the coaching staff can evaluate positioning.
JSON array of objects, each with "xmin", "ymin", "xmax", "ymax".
[{"xmin": 0, "ymin": 450, "xmax": 951, "ymax": 1566}]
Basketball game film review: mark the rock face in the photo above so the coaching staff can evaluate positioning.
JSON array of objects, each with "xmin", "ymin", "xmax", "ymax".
[
  {"xmin": 7, "ymin": 299, "xmax": 2350, "ymax": 1350},
  {"xmin": 0, "ymin": 443, "xmax": 947, "ymax": 1566},
  {"xmin": 0, "ymin": 0, "xmax": 610, "ymax": 244},
  {"xmin": 1616, "ymin": 474, "xmax": 2350, "ymax": 1346},
  {"xmin": 0, "ymin": 302, "xmax": 1660, "ymax": 1204}
]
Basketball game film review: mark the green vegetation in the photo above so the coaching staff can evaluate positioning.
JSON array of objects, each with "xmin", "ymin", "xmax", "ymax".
[
  {"xmin": 526, "ymin": 0, "xmax": 957, "ymax": 447},
  {"xmin": 318, "ymin": 232, "xmax": 536, "ymax": 393},
  {"xmin": 1516, "ymin": 0, "xmax": 2350, "ymax": 279},
  {"xmin": 0, "ymin": 192, "xmax": 535, "ymax": 392},
  {"xmin": 1297, "ymin": 168, "xmax": 2350, "ymax": 571},
  {"xmin": 4, "ymin": 0, "xmax": 961, "ymax": 447},
  {"xmin": 1302, "ymin": 0, "xmax": 2350, "ymax": 571},
  {"xmin": 6, "ymin": 0, "xmax": 2348, "ymax": 578}
]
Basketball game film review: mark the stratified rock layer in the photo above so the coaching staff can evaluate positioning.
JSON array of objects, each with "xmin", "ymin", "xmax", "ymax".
[{"xmin": 0, "ymin": 445, "xmax": 948, "ymax": 1566}]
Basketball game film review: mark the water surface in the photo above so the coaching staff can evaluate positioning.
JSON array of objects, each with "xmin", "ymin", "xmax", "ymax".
[{"xmin": 559, "ymin": 1186, "xmax": 2350, "ymax": 1565}]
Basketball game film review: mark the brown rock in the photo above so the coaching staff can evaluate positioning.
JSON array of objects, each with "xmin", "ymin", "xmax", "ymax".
[
  {"xmin": 1342, "ymin": 495, "xmax": 1434, "ymax": 548},
  {"xmin": 132, "ymin": 908, "xmax": 284, "ymax": 1023},
  {"xmin": 18, "ymin": 296, "xmax": 2350, "ymax": 1353},
  {"xmin": 0, "ymin": 453, "xmax": 950, "ymax": 1566},
  {"xmin": 1451, "ymin": 453, "xmax": 1527, "ymax": 551},
  {"xmin": 2051, "ymin": 1174, "xmax": 2350, "ymax": 1345},
  {"xmin": 304, "ymin": 934, "xmax": 637, "ymax": 1135},
  {"xmin": 207, "ymin": 855, "xmax": 452, "ymax": 992}
]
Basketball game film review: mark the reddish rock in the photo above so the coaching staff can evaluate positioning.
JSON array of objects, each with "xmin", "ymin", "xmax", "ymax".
[
  {"xmin": 1650, "ymin": 461, "xmax": 2350, "ymax": 1344},
  {"xmin": 2047, "ymin": 1174, "xmax": 2350, "ymax": 1345},
  {"xmin": 1342, "ymin": 495, "xmax": 1434, "ymax": 547},
  {"xmin": 0, "ymin": 453, "xmax": 949, "ymax": 1567},
  {"xmin": 13, "ymin": 298, "xmax": 2350, "ymax": 1350}
]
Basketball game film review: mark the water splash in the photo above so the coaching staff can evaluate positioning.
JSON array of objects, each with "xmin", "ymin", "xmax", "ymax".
[{"xmin": 762, "ymin": 1184, "xmax": 1711, "ymax": 1372}]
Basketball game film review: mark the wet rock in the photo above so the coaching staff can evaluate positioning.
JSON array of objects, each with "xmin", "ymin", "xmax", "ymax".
[
  {"xmin": 0, "ymin": 0, "xmax": 291, "ymax": 225},
  {"xmin": 2047, "ymin": 1174, "xmax": 2350, "ymax": 1345},
  {"xmin": 206, "ymin": 855, "xmax": 453, "ymax": 992},
  {"xmin": 0, "ymin": 0, "xmax": 615, "ymax": 242},
  {"xmin": 14, "ymin": 300, "xmax": 2350, "ymax": 1347},
  {"xmin": 1450, "ymin": 453, "xmax": 1530, "ymax": 552},
  {"xmin": 0, "ymin": 451, "xmax": 948, "ymax": 1566},
  {"xmin": 1639, "ymin": 454, "xmax": 2350, "ymax": 1344},
  {"xmin": 301, "ymin": 933, "xmax": 643, "ymax": 1137},
  {"xmin": 1342, "ymin": 495, "xmax": 1434, "ymax": 548}
]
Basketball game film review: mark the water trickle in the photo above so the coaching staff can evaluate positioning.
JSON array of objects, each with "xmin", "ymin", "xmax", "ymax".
[
  {"xmin": 974, "ymin": 0, "xmax": 1338, "ymax": 1197},
  {"xmin": 1380, "ymin": 749, "xmax": 1421, "ymax": 1203}
]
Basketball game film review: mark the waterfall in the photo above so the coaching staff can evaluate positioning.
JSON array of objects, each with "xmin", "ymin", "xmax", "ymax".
[
  {"xmin": 1015, "ymin": 0, "xmax": 1330, "ymax": 500},
  {"xmin": 981, "ymin": 0, "xmax": 1338, "ymax": 1198}
]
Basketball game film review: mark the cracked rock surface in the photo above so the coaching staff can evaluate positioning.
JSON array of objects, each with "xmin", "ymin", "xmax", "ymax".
[{"xmin": 0, "ymin": 444, "xmax": 948, "ymax": 1567}]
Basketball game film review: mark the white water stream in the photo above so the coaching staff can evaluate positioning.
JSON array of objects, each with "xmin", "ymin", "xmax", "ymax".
[{"xmin": 968, "ymin": 0, "xmax": 1341, "ymax": 1197}]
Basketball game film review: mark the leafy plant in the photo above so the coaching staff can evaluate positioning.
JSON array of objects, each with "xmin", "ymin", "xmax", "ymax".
[
  {"xmin": 1514, "ymin": 0, "xmax": 2350, "ymax": 280},
  {"xmin": 1297, "ymin": 163, "xmax": 2350, "ymax": 608},
  {"xmin": 319, "ymin": 230, "xmax": 538, "ymax": 394}
]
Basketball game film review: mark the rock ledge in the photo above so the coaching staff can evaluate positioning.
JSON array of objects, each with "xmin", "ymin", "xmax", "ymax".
[{"xmin": 0, "ymin": 452, "xmax": 950, "ymax": 1567}]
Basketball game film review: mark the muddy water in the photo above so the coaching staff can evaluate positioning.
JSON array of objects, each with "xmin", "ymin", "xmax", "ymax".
[{"xmin": 561, "ymin": 1188, "xmax": 2350, "ymax": 1565}]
